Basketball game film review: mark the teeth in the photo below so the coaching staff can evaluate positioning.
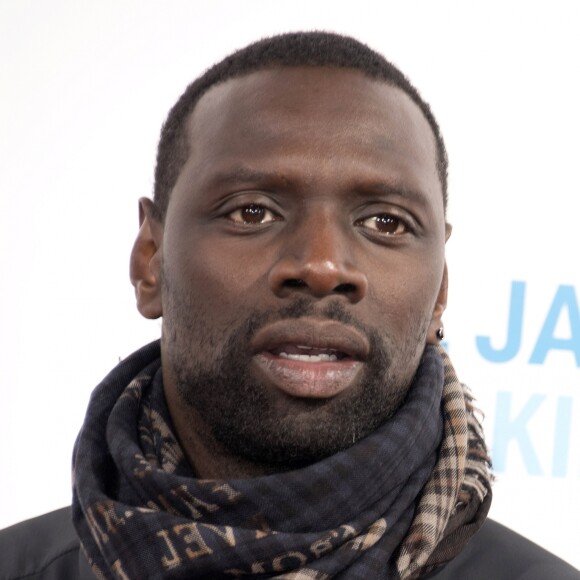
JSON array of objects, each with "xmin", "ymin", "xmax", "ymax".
[{"xmin": 279, "ymin": 352, "xmax": 338, "ymax": 362}]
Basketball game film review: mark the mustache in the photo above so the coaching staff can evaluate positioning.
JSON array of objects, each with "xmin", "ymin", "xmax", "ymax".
[{"xmin": 232, "ymin": 297, "xmax": 384, "ymax": 360}]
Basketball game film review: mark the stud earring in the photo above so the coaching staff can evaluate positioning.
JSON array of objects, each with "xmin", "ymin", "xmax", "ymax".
[{"xmin": 436, "ymin": 327, "xmax": 445, "ymax": 341}]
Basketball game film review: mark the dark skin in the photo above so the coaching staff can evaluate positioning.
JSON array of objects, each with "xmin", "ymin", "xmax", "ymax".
[{"xmin": 130, "ymin": 67, "xmax": 451, "ymax": 479}]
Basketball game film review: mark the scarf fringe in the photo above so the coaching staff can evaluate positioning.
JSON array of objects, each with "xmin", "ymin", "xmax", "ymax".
[{"xmin": 395, "ymin": 346, "xmax": 492, "ymax": 579}]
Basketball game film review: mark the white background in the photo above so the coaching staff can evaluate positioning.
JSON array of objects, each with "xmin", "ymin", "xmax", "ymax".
[{"xmin": 1, "ymin": 0, "xmax": 579, "ymax": 570}]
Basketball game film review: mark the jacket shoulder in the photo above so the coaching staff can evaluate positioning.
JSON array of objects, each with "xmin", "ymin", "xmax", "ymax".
[
  {"xmin": 429, "ymin": 519, "xmax": 580, "ymax": 579},
  {"xmin": 0, "ymin": 507, "xmax": 85, "ymax": 580}
]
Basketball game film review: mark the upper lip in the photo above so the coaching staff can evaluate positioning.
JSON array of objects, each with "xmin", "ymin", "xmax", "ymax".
[{"xmin": 249, "ymin": 318, "xmax": 370, "ymax": 361}]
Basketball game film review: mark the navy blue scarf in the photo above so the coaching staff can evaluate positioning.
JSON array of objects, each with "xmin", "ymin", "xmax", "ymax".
[{"xmin": 72, "ymin": 342, "xmax": 486, "ymax": 579}]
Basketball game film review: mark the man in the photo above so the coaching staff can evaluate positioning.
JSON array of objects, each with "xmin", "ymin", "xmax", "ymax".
[{"xmin": 0, "ymin": 32, "xmax": 578, "ymax": 579}]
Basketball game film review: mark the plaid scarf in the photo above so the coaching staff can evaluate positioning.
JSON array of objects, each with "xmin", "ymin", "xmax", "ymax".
[{"xmin": 72, "ymin": 341, "xmax": 491, "ymax": 579}]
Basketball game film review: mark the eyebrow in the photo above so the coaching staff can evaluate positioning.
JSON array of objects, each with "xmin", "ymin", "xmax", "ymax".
[
  {"xmin": 357, "ymin": 181, "xmax": 430, "ymax": 206},
  {"xmin": 208, "ymin": 167, "xmax": 288, "ymax": 187},
  {"xmin": 207, "ymin": 167, "xmax": 431, "ymax": 206}
]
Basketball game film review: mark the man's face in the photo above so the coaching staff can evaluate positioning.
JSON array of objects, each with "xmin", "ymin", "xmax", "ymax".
[{"xmin": 156, "ymin": 67, "xmax": 449, "ymax": 469}]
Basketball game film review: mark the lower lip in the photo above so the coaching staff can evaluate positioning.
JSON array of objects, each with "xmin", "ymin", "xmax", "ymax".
[{"xmin": 252, "ymin": 352, "xmax": 364, "ymax": 399}]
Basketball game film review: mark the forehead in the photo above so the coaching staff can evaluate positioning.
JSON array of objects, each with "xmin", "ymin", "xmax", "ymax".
[{"xmin": 179, "ymin": 66, "xmax": 441, "ymax": 207}]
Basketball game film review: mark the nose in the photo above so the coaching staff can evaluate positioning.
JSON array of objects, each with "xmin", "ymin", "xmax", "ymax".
[{"xmin": 268, "ymin": 213, "xmax": 368, "ymax": 303}]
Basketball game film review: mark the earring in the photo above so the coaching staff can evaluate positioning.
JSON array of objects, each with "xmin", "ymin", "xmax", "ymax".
[{"xmin": 436, "ymin": 327, "xmax": 445, "ymax": 341}]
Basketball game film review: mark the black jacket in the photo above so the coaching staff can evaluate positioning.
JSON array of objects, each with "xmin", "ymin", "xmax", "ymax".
[{"xmin": 0, "ymin": 507, "xmax": 578, "ymax": 579}]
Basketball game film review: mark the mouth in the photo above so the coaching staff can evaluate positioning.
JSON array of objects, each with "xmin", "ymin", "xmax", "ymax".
[
  {"xmin": 271, "ymin": 344, "xmax": 352, "ymax": 362},
  {"xmin": 250, "ymin": 319, "xmax": 369, "ymax": 399}
]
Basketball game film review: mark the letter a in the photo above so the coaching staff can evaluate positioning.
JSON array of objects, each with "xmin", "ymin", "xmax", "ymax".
[{"xmin": 529, "ymin": 285, "xmax": 580, "ymax": 366}]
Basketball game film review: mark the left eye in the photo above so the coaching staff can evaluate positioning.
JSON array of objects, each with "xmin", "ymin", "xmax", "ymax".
[
  {"xmin": 227, "ymin": 204, "xmax": 280, "ymax": 224},
  {"xmin": 356, "ymin": 214, "xmax": 409, "ymax": 235}
]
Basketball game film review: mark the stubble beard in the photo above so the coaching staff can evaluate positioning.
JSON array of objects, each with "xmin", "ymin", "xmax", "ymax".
[{"xmin": 163, "ymin": 292, "xmax": 428, "ymax": 472}]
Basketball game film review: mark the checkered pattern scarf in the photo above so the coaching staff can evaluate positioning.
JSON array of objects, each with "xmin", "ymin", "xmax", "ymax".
[{"xmin": 72, "ymin": 341, "xmax": 491, "ymax": 579}]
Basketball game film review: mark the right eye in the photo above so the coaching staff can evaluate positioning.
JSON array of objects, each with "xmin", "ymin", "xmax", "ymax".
[{"xmin": 226, "ymin": 204, "xmax": 280, "ymax": 225}]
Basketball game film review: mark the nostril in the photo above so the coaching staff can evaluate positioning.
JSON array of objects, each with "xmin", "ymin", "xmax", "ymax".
[
  {"xmin": 283, "ymin": 279, "xmax": 307, "ymax": 288},
  {"xmin": 335, "ymin": 283, "xmax": 357, "ymax": 294}
]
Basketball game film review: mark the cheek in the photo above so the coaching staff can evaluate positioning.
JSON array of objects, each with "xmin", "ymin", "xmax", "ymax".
[
  {"xmin": 366, "ymin": 254, "xmax": 443, "ymax": 333},
  {"xmin": 163, "ymin": 236, "xmax": 270, "ymax": 325}
]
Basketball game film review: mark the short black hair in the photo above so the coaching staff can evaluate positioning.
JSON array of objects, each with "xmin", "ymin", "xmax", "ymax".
[{"xmin": 152, "ymin": 31, "xmax": 448, "ymax": 220}]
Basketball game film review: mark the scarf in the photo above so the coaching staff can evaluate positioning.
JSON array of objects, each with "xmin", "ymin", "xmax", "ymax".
[{"xmin": 72, "ymin": 342, "xmax": 491, "ymax": 579}]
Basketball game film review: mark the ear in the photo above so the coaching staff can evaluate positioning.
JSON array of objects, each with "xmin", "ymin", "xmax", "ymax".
[
  {"xmin": 426, "ymin": 223, "xmax": 452, "ymax": 345},
  {"xmin": 129, "ymin": 198, "xmax": 163, "ymax": 319}
]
